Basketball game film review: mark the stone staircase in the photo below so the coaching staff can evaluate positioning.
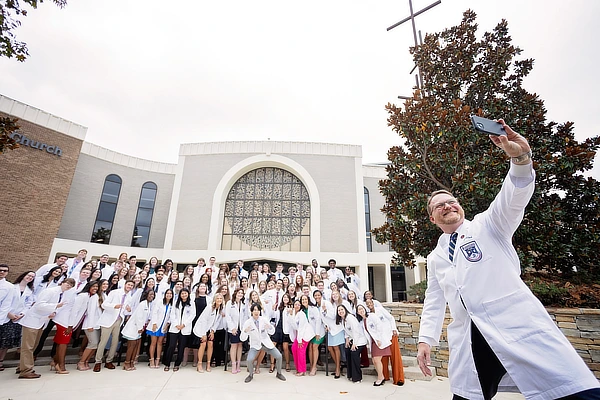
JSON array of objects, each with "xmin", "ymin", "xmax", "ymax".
[{"xmin": 3, "ymin": 333, "xmax": 435, "ymax": 381}]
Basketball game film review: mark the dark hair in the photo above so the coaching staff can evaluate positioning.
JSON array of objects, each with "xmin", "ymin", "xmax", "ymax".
[
  {"xmin": 335, "ymin": 304, "xmax": 349, "ymax": 325},
  {"xmin": 232, "ymin": 288, "xmax": 245, "ymax": 305},
  {"xmin": 14, "ymin": 270, "xmax": 35, "ymax": 289},
  {"xmin": 97, "ymin": 279, "xmax": 108, "ymax": 308},
  {"xmin": 42, "ymin": 266, "xmax": 63, "ymax": 283},
  {"xmin": 250, "ymin": 302, "xmax": 262, "ymax": 313},
  {"xmin": 312, "ymin": 289, "xmax": 323, "ymax": 304},
  {"xmin": 328, "ymin": 259, "xmax": 336, "ymax": 265},
  {"xmin": 155, "ymin": 265, "xmax": 166, "ymax": 273},
  {"xmin": 356, "ymin": 304, "xmax": 369, "ymax": 322},
  {"xmin": 143, "ymin": 278, "xmax": 155, "ymax": 291},
  {"xmin": 278, "ymin": 293, "xmax": 292, "ymax": 311},
  {"xmin": 163, "ymin": 289, "xmax": 174, "ymax": 305},
  {"xmin": 299, "ymin": 294, "xmax": 313, "ymax": 310},
  {"xmin": 176, "ymin": 288, "xmax": 191, "ymax": 308},
  {"xmin": 80, "ymin": 280, "xmax": 99, "ymax": 295},
  {"xmin": 106, "ymin": 273, "xmax": 119, "ymax": 293},
  {"xmin": 141, "ymin": 289, "xmax": 155, "ymax": 302}
]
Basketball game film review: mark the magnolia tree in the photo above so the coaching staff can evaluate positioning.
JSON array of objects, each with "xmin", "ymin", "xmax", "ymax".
[{"xmin": 373, "ymin": 10, "xmax": 600, "ymax": 283}]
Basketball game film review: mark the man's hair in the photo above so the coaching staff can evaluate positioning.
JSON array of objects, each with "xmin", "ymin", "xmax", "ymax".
[
  {"xmin": 328, "ymin": 259, "xmax": 336, "ymax": 265},
  {"xmin": 427, "ymin": 189, "xmax": 454, "ymax": 216},
  {"xmin": 250, "ymin": 302, "xmax": 262, "ymax": 313},
  {"xmin": 63, "ymin": 278, "xmax": 76, "ymax": 287}
]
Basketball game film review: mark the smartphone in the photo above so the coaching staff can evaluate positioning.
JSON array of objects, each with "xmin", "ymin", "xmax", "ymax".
[{"xmin": 470, "ymin": 115, "xmax": 506, "ymax": 136}]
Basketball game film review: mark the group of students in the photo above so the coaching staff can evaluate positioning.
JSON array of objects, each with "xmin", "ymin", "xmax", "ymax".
[{"xmin": 0, "ymin": 252, "xmax": 404, "ymax": 386}]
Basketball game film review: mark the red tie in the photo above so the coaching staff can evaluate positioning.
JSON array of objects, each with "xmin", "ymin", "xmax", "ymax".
[{"xmin": 275, "ymin": 291, "xmax": 279, "ymax": 305}]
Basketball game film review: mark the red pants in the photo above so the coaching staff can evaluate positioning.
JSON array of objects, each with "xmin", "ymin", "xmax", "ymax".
[{"xmin": 382, "ymin": 333, "xmax": 405, "ymax": 385}]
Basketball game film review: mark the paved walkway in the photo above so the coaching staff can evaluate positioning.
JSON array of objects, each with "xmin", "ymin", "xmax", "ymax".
[{"xmin": 0, "ymin": 364, "xmax": 525, "ymax": 400}]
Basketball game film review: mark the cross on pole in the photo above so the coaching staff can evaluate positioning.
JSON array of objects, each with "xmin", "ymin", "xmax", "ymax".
[{"xmin": 387, "ymin": 0, "xmax": 441, "ymax": 98}]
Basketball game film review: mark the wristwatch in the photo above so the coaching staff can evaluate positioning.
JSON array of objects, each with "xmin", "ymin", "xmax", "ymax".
[{"xmin": 512, "ymin": 151, "xmax": 532, "ymax": 164}]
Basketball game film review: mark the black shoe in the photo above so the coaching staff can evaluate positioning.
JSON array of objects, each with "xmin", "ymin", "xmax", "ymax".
[
  {"xmin": 334, "ymin": 374, "xmax": 340, "ymax": 379},
  {"xmin": 374, "ymin": 380, "xmax": 384, "ymax": 387},
  {"xmin": 245, "ymin": 375, "xmax": 253, "ymax": 383},
  {"xmin": 396, "ymin": 381, "xmax": 405, "ymax": 386},
  {"xmin": 276, "ymin": 373, "xmax": 286, "ymax": 381}
]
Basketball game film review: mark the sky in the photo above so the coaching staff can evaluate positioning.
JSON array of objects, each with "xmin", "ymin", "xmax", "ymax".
[{"xmin": 1, "ymin": 0, "xmax": 599, "ymax": 177}]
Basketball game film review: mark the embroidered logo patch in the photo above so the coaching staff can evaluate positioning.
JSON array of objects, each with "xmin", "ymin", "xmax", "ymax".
[{"xmin": 460, "ymin": 241, "xmax": 483, "ymax": 262}]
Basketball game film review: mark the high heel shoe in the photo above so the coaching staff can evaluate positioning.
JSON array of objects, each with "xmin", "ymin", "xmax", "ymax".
[
  {"xmin": 55, "ymin": 365, "xmax": 69, "ymax": 375},
  {"xmin": 373, "ymin": 380, "xmax": 384, "ymax": 387},
  {"xmin": 49, "ymin": 361, "xmax": 57, "ymax": 371},
  {"xmin": 76, "ymin": 362, "xmax": 88, "ymax": 371},
  {"xmin": 148, "ymin": 358, "xmax": 154, "ymax": 368}
]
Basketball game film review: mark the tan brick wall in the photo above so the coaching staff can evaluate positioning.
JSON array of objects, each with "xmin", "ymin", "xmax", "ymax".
[
  {"xmin": 0, "ymin": 112, "xmax": 83, "ymax": 278},
  {"xmin": 384, "ymin": 302, "xmax": 600, "ymax": 379}
]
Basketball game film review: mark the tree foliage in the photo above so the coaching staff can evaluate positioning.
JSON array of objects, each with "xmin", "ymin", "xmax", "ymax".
[
  {"xmin": 0, "ymin": 116, "xmax": 20, "ymax": 153},
  {"xmin": 1, "ymin": 0, "xmax": 67, "ymax": 61},
  {"xmin": 373, "ymin": 10, "xmax": 600, "ymax": 283}
]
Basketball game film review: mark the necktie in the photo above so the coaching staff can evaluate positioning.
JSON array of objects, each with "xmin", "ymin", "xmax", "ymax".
[
  {"xmin": 58, "ymin": 292, "xmax": 63, "ymax": 303},
  {"xmin": 68, "ymin": 259, "xmax": 79, "ymax": 276},
  {"xmin": 77, "ymin": 281, "xmax": 82, "ymax": 289},
  {"xmin": 120, "ymin": 293, "xmax": 126, "ymax": 317},
  {"xmin": 449, "ymin": 232, "xmax": 458, "ymax": 262},
  {"xmin": 275, "ymin": 291, "xmax": 279, "ymax": 305},
  {"xmin": 254, "ymin": 319, "xmax": 260, "ymax": 331}
]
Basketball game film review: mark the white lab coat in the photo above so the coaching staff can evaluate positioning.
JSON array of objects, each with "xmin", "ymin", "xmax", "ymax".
[
  {"xmin": 307, "ymin": 305, "xmax": 325, "ymax": 338},
  {"xmin": 342, "ymin": 314, "xmax": 368, "ymax": 346},
  {"xmin": 320, "ymin": 300, "xmax": 344, "ymax": 336},
  {"xmin": 82, "ymin": 294, "xmax": 103, "ymax": 330},
  {"xmin": 148, "ymin": 302, "xmax": 171, "ymax": 334},
  {"xmin": 97, "ymin": 289, "xmax": 128, "ymax": 328},
  {"xmin": 287, "ymin": 309, "xmax": 315, "ymax": 343},
  {"xmin": 19, "ymin": 286, "xmax": 63, "ymax": 329},
  {"xmin": 9, "ymin": 285, "xmax": 35, "ymax": 318},
  {"xmin": 419, "ymin": 164, "xmax": 600, "ymax": 400},
  {"xmin": 168, "ymin": 302, "xmax": 196, "ymax": 335},
  {"xmin": 193, "ymin": 306, "xmax": 224, "ymax": 337},
  {"xmin": 122, "ymin": 300, "xmax": 153, "ymax": 339},
  {"xmin": 364, "ymin": 312, "xmax": 392, "ymax": 351},
  {"xmin": 225, "ymin": 300, "xmax": 248, "ymax": 333},
  {"xmin": 240, "ymin": 316, "xmax": 276, "ymax": 350}
]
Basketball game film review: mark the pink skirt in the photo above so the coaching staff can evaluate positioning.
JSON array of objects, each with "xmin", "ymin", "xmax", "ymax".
[{"xmin": 371, "ymin": 339, "xmax": 391, "ymax": 357}]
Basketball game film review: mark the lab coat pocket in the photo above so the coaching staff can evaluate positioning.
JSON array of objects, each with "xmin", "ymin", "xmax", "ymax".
[{"xmin": 482, "ymin": 290, "xmax": 548, "ymax": 344}]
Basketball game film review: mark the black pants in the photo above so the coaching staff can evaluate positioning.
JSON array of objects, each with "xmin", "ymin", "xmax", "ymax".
[
  {"xmin": 33, "ymin": 320, "xmax": 56, "ymax": 357},
  {"xmin": 211, "ymin": 329, "xmax": 226, "ymax": 366},
  {"xmin": 345, "ymin": 344, "xmax": 364, "ymax": 383},
  {"xmin": 163, "ymin": 332, "xmax": 188, "ymax": 367}
]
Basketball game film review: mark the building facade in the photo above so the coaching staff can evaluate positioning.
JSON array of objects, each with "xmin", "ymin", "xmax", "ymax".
[{"xmin": 1, "ymin": 94, "xmax": 425, "ymax": 301}]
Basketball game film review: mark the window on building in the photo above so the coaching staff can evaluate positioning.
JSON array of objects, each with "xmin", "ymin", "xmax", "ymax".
[
  {"xmin": 364, "ymin": 187, "xmax": 372, "ymax": 252},
  {"xmin": 91, "ymin": 174, "xmax": 122, "ymax": 244},
  {"xmin": 131, "ymin": 182, "xmax": 157, "ymax": 248},
  {"xmin": 221, "ymin": 167, "xmax": 310, "ymax": 251}
]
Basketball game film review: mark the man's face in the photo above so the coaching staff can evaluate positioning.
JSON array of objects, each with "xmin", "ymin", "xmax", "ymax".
[
  {"xmin": 329, "ymin": 261, "xmax": 336, "ymax": 268},
  {"xmin": 129, "ymin": 258, "xmax": 137, "ymax": 265},
  {"xmin": 57, "ymin": 256, "xmax": 68, "ymax": 266},
  {"xmin": 297, "ymin": 264, "xmax": 303, "ymax": 271},
  {"xmin": 124, "ymin": 282, "xmax": 134, "ymax": 292},
  {"xmin": 61, "ymin": 282, "xmax": 74, "ymax": 291},
  {"xmin": 209, "ymin": 258, "xmax": 216, "ymax": 266},
  {"xmin": 345, "ymin": 268, "xmax": 352, "ymax": 275},
  {"xmin": 276, "ymin": 265, "xmax": 283, "ymax": 272},
  {"xmin": 78, "ymin": 250, "xmax": 87, "ymax": 259},
  {"xmin": 0, "ymin": 266, "xmax": 8, "ymax": 279},
  {"xmin": 100, "ymin": 255, "xmax": 109, "ymax": 263},
  {"xmin": 156, "ymin": 271, "xmax": 164, "ymax": 281},
  {"xmin": 79, "ymin": 270, "xmax": 91, "ymax": 281},
  {"xmin": 237, "ymin": 261, "xmax": 243, "ymax": 268},
  {"xmin": 174, "ymin": 282, "xmax": 183, "ymax": 292},
  {"xmin": 428, "ymin": 193, "xmax": 465, "ymax": 229}
]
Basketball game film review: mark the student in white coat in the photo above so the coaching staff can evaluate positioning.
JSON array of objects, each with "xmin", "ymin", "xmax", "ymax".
[
  {"xmin": 240, "ymin": 302, "xmax": 286, "ymax": 383},
  {"xmin": 225, "ymin": 288, "xmax": 248, "ymax": 374},
  {"xmin": 18, "ymin": 278, "xmax": 75, "ymax": 379},
  {"xmin": 163, "ymin": 288, "xmax": 195, "ymax": 371},
  {"xmin": 357, "ymin": 304, "xmax": 391, "ymax": 386},
  {"xmin": 52, "ymin": 281, "xmax": 97, "ymax": 374},
  {"xmin": 78, "ymin": 279, "xmax": 108, "ymax": 371},
  {"xmin": 146, "ymin": 289, "xmax": 173, "ymax": 369},
  {"xmin": 0, "ymin": 270, "xmax": 35, "ymax": 372},
  {"xmin": 122, "ymin": 289, "xmax": 155, "ymax": 371},
  {"xmin": 193, "ymin": 292, "xmax": 225, "ymax": 373},
  {"xmin": 93, "ymin": 280, "xmax": 134, "ymax": 372},
  {"xmin": 338, "ymin": 304, "xmax": 368, "ymax": 383},
  {"xmin": 305, "ymin": 293, "xmax": 325, "ymax": 376},
  {"xmin": 418, "ymin": 121, "xmax": 600, "ymax": 400},
  {"xmin": 365, "ymin": 298, "xmax": 405, "ymax": 386},
  {"xmin": 320, "ymin": 290, "xmax": 344, "ymax": 378},
  {"xmin": 288, "ymin": 298, "xmax": 315, "ymax": 377}
]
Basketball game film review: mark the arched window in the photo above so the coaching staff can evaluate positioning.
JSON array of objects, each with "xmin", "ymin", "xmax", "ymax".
[
  {"xmin": 364, "ymin": 187, "xmax": 372, "ymax": 252},
  {"xmin": 222, "ymin": 167, "xmax": 310, "ymax": 251},
  {"xmin": 131, "ymin": 182, "xmax": 157, "ymax": 248},
  {"xmin": 91, "ymin": 174, "xmax": 122, "ymax": 244}
]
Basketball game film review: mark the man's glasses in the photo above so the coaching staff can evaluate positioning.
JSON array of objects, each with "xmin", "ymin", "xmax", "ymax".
[
  {"xmin": 0, "ymin": 269, "xmax": 8, "ymax": 273},
  {"xmin": 432, "ymin": 199, "xmax": 458, "ymax": 212}
]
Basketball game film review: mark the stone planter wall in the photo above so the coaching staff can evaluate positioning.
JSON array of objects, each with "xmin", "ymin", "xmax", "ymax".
[{"xmin": 383, "ymin": 302, "xmax": 600, "ymax": 379}]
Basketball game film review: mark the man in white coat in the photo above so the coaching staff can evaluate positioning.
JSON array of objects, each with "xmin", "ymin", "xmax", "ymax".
[
  {"xmin": 417, "ymin": 120, "xmax": 600, "ymax": 400},
  {"xmin": 240, "ymin": 303, "xmax": 286, "ymax": 383}
]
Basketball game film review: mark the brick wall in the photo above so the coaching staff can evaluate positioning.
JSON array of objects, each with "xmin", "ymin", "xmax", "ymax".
[
  {"xmin": 0, "ymin": 112, "xmax": 83, "ymax": 278},
  {"xmin": 384, "ymin": 302, "xmax": 600, "ymax": 379}
]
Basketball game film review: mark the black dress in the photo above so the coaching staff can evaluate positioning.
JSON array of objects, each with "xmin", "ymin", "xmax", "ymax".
[{"xmin": 189, "ymin": 296, "xmax": 208, "ymax": 349}]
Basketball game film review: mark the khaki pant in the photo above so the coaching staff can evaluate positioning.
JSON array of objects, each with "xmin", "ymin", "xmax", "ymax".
[
  {"xmin": 95, "ymin": 317, "xmax": 122, "ymax": 363},
  {"xmin": 20, "ymin": 326, "xmax": 43, "ymax": 376}
]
